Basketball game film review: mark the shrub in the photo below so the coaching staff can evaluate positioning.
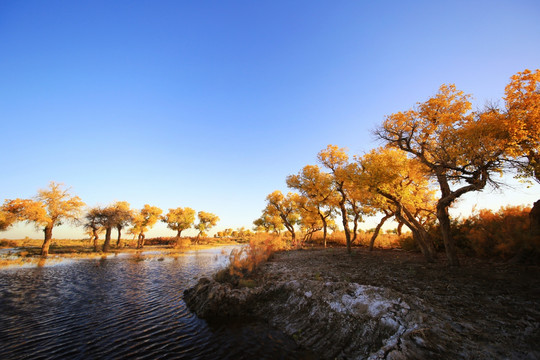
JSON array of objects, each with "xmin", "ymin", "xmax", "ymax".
[
  {"xmin": 398, "ymin": 235, "xmax": 419, "ymax": 252},
  {"xmin": 215, "ymin": 236, "xmax": 289, "ymax": 285},
  {"xmin": 459, "ymin": 205, "xmax": 537, "ymax": 260},
  {"xmin": 144, "ymin": 237, "xmax": 176, "ymax": 246}
]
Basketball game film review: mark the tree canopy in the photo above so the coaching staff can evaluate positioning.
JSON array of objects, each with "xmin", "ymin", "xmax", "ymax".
[{"xmin": 2, "ymin": 182, "xmax": 85, "ymax": 256}]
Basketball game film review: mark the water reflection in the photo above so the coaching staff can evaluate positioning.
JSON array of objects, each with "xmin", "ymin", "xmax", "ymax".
[{"xmin": 0, "ymin": 247, "xmax": 313, "ymax": 359}]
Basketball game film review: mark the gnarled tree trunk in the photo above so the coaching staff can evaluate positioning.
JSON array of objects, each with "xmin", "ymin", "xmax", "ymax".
[
  {"xmin": 92, "ymin": 229, "xmax": 99, "ymax": 252},
  {"xmin": 116, "ymin": 225, "xmax": 123, "ymax": 248},
  {"xmin": 137, "ymin": 232, "xmax": 145, "ymax": 249},
  {"xmin": 436, "ymin": 202, "xmax": 459, "ymax": 266},
  {"xmin": 369, "ymin": 213, "xmax": 392, "ymax": 251},
  {"xmin": 41, "ymin": 225, "xmax": 53, "ymax": 256},
  {"xmin": 319, "ymin": 213, "xmax": 328, "ymax": 248},
  {"xmin": 338, "ymin": 200, "xmax": 352, "ymax": 254},
  {"xmin": 103, "ymin": 226, "xmax": 112, "ymax": 252}
]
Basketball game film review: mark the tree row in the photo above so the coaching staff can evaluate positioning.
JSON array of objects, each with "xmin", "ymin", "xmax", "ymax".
[
  {"xmin": 255, "ymin": 69, "xmax": 539, "ymax": 266},
  {"xmin": 0, "ymin": 183, "xmax": 219, "ymax": 256}
]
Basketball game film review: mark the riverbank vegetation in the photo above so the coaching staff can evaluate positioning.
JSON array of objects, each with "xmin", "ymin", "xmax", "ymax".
[
  {"xmin": 254, "ymin": 69, "xmax": 540, "ymax": 266},
  {"xmin": 1, "ymin": 69, "xmax": 539, "ymax": 269}
]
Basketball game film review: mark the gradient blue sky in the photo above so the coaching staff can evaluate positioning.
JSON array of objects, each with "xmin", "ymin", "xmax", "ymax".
[{"xmin": 1, "ymin": 0, "xmax": 539, "ymax": 239}]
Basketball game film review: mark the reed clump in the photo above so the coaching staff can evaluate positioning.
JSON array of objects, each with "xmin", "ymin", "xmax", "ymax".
[{"xmin": 215, "ymin": 236, "xmax": 288, "ymax": 286}]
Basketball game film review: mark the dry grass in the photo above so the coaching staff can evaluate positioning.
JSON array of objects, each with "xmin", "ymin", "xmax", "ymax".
[
  {"xmin": 305, "ymin": 231, "xmax": 402, "ymax": 249},
  {"xmin": 215, "ymin": 235, "xmax": 289, "ymax": 285}
]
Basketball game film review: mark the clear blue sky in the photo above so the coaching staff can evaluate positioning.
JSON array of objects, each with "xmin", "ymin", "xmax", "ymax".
[{"xmin": 1, "ymin": 0, "xmax": 539, "ymax": 239}]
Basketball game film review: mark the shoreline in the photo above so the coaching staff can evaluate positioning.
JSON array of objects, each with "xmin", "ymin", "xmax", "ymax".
[
  {"xmin": 0, "ymin": 240, "xmax": 241, "ymax": 269},
  {"xmin": 184, "ymin": 247, "xmax": 540, "ymax": 359}
]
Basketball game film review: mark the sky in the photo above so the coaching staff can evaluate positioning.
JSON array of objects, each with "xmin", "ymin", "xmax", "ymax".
[{"xmin": 1, "ymin": 0, "xmax": 539, "ymax": 239}]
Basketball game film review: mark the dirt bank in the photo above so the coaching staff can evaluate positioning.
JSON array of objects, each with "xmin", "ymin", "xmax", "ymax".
[{"xmin": 184, "ymin": 247, "xmax": 540, "ymax": 359}]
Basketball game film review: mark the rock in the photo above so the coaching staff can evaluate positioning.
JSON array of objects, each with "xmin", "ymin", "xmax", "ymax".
[
  {"xmin": 184, "ymin": 278, "xmax": 471, "ymax": 359},
  {"xmin": 184, "ymin": 248, "xmax": 540, "ymax": 359}
]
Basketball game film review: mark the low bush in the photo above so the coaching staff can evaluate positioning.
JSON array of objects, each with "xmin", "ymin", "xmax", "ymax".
[
  {"xmin": 144, "ymin": 237, "xmax": 176, "ymax": 246},
  {"xmin": 403, "ymin": 205, "xmax": 539, "ymax": 261},
  {"xmin": 457, "ymin": 205, "xmax": 538, "ymax": 260},
  {"xmin": 215, "ymin": 236, "xmax": 289, "ymax": 286}
]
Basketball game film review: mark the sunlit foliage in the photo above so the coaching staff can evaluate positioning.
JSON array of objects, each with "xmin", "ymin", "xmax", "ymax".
[
  {"xmin": 84, "ymin": 207, "xmax": 104, "ymax": 251},
  {"xmin": 287, "ymin": 165, "xmax": 336, "ymax": 247},
  {"xmin": 162, "ymin": 207, "xmax": 196, "ymax": 247},
  {"xmin": 316, "ymin": 145, "xmax": 373, "ymax": 253},
  {"xmin": 130, "ymin": 204, "xmax": 163, "ymax": 249},
  {"xmin": 253, "ymin": 212, "xmax": 286, "ymax": 234},
  {"xmin": 0, "ymin": 207, "xmax": 19, "ymax": 231},
  {"xmin": 317, "ymin": 145, "xmax": 354, "ymax": 253},
  {"xmin": 110, "ymin": 201, "xmax": 133, "ymax": 248},
  {"xmin": 376, "ymin": 84, "xmax": 507, "ymax": 265},
  {"xmin": 356, "ymin": 148, "xmax": 438, "ymax": 261},
  {"xmin": 2, "ymin": 182, "xmax": 85, "ymax": 256},
  {"xmin": 194, "ymin": 211, "xmax": 220, "ymax": 239},
  {"xmin": 462, "ymin": 206, "xmax": 536, "ymax": 259},
  {"xmin": 503, "ymin": 69, "xmax": 540, "ymax": 182},
  {"xmin": 262, "ymin": 191, "xmax": 301, "ymax": 246}
]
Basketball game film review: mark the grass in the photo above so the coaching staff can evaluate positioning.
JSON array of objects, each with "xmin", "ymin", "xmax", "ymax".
[{"xmin": 214, "ymin": 235, "xmax": 289, "ymax": 286}]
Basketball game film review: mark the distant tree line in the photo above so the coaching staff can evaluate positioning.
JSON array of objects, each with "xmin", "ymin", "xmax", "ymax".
[{"xmin": 0, "ymin": 183, "xmax": 219, "ymax": 256}]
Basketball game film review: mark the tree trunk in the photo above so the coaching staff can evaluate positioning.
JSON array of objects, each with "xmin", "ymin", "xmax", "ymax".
[
  {"xmin": 41, "ymin": 225, "xmax": 53, "ymax": 256},
  {"xmin": 397, "ymin": 222, "xmax": 404, "ymax": 236},
  {"xmin": 290, "ymin": 229, "xmax": 297, "ymax": 247},
  {"xmin": 176, "ymin": 229, "xmax": 183, "ymax": 248},
  {"xmin": 437, "ymin": 201, "xmax": 460, "ymax": 266},
  {"xmin": 103, "ymin": 226, "xmax": 112, "ymax": 252},
  {"xmin": 92, "ymin": 229, "xmax": 99, "ymax": 252},
  {"xmin": 320, "ymin": 213, "xmax": 328, "ymax": 249},
  {"xmin": 369, "ymin": 213, "xmax": 392, "ymax": 251},
  {"xmin": 137, "ymin": 232, "xmax": 145, "ymax": 249},
  {"xmin": 433, "ymin": 170, "xmax": 485, "ymax": 267},
  {"xmin": 394, "ymin": 211, "xmax": 435, "ymax": 263},
  {"xmin": 339, "ymin": 200, "xmax": 352, "ymax": 254},
  {"xmin": 377, "ymin": 189, "xmax": 436, "ymax": 262},
  {"xmin": 280, "ymin": 214, "xmax": 296, "ymax": 247},
  {"xmin": 116, "ymin": 226, "xmax": 123, "ymax": 248},
  {"xmin": 351, "ymin": 211, "xmax": 360, "ymax": 244}
]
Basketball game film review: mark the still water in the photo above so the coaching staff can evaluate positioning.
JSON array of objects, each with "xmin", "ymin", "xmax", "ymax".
[{"xmin": 0, "ymin": 247, "xmax": 311, "ymax": 359}]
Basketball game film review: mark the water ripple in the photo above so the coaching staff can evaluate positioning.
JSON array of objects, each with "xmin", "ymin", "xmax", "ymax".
[{"xmin": 0, "ymin": 247, "xmax": 314, "ymax": 359}]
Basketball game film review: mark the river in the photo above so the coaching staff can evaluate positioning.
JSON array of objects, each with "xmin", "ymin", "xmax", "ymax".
[{"xmin": 0, "ymin": 246, "xmax": 313, "ymax": 359}]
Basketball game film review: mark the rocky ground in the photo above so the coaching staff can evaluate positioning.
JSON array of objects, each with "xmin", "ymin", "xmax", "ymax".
[{"xmin": 184, "ymin": 247, "xmax": 540, "ymax": 359}]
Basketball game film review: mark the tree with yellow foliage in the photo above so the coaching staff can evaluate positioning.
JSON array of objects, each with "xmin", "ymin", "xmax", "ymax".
[
  {"xmin": 2, "ymin": 182, "xmax": 85, "ymax": 256},
  {"xmin": 253, "ymin": 212, "xmax": 285, "ymax": 234},
  {"xmin": 356, "ymin": 148, "xmax": 438, "ymax": 262},
  {"xmin": 84, "ymin": 206, "xmax": 104, "ymax": 251},
  {"xmin": 111, "ymin": 201, "xmax": 133, "ymax": 248},
  {"xmin": 501, "ymin": 69, "xmax": 540, "ymax": 233},
  {"xmin": 194, "ymin": 211, "xmax": 220, "ymax": 240},
  {"xmin": 162, "ymin": 207, "xmax": 196, "ymax": 247},
  {"xmin": 286, "ymin": 165, "xmax": 337, "ymax": 247},
  {"xmin": 503, "ymin": 69, "xmax": 540, "ymax": 183},
  {"xmin": 317, "ymin": 145, "xmax": 357, "ymax": 253},
  {"xmin": 0, "ymin": 207, "xmax": 17, "ymax": 231},
  {"xmin": 263, "ymin": 191, "xmax": 301, "ymax": 245},
  {"xmin": 130, "ymin": 204, "xmax": 162, "ymax": 249},
  {"xmin": 296, "ymin": 197, "xmax": 325, "ymax": 244},
  {"xmin": 376, "ymin": 84, "xmax": 506, "ymax": 266}
]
